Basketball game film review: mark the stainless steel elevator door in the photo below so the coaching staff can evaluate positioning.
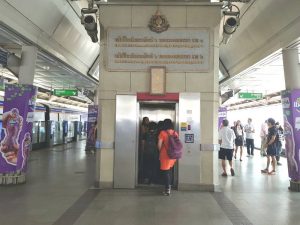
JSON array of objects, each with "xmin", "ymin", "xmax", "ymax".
[
  {"xmin": 139, "ymin": 103, "xmax": 176, "ymax": 124},
  {"xmin": 114, "ymin": 95, "xmax": 137, "ymax": 189}
]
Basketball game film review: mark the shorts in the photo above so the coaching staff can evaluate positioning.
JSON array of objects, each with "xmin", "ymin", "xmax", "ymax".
[
  {"xmin": 267, "ymin": 145, "xmax": 277, "ymax": 156},
  {"xmin": 219, "ymin": 148, "xmax": 233, "ymax": 161}
]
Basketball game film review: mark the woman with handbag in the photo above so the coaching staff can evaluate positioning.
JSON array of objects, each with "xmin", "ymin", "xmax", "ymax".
[{"xmin": 233, "ymin": 120, "xmax": 244, "ymax": 161}]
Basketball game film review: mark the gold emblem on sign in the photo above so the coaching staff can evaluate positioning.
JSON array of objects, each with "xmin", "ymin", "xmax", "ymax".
[{"xmin": 148, "ymin": 10, "xmax": 169, "ymax": 33}]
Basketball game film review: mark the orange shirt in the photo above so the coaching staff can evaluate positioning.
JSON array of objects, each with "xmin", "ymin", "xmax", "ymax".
[{"xmin": 158, "ymin": 130, "xmax": 177, "ymax": 170}]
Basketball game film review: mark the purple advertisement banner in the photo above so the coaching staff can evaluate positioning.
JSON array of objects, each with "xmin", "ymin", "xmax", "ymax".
[
  {"xmin": 0, "ymin": 84, "xmax": 37, "ymax": 173},
  {"xmin": 281, "ymin": 90, "xmax": 300, "ymax": 181},
  {"xmin": 86, "ymin": 105, "xmax": 99, "ymax": 149},
  {"xmin": 218, "ymin": 107, "xmax": 227, "ymax": 130}
]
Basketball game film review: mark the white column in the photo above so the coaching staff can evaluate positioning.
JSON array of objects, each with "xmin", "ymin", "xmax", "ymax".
[
  {"xmin": 282, "ymin": 48, "xmax": 300, "ymax": 90},
  {"xmin": 94, "ymin": 88, "xmax": 99, "ymax": 105},
  {"xmin": 19, "ymin": 46, "xmax": 38, "ymax": 85}
]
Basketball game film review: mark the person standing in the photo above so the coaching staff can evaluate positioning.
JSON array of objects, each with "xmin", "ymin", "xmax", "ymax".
[
  {"xmin": 231, "ymin": 121, "xmax": 237, "ymax": 130},
  {"xmin": 275, "ymin": 122, "xmax": 284, "ymax": 166},
  {"xmin": 233, "ymin": 120, "xmax": 244, "ymax": 161},
  {"xmin": 143, "ymin": 122, "xmax": 158, "ymax": 184},
  {"xmin": 218, "ymin": 119, "xmax": 236, "ymax": 177},
  {"xmin": 158, "ymin": 119, "xmax": 177, "ymax": 196},
  {"xmin": 260, "ymin": 120, "xmax": 268, "ymax": 157},
  {"xmin": 261, "ymin": 118, "xmax": 278, "ymax": 175},
  {"xmin": 244, "ymin": 118, "xmax": 255, "ymax": 157},
  {"xmin": 141, "ymin": 117, "xmax": 150, "ymax": 140}
]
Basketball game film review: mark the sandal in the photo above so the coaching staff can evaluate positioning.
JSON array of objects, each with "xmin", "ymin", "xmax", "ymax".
[
  {"xmin": 268, "ymin": 170, "xmax": 276, "ymax": 175},
  {"xmin": 261, "ymin": 169, "xmax": 268, "ymax": 174},
  {"xmin": 221, "ymin": 172, "xmax": 228, "ymax": 177},
  {"xmin": 230, "ymin": 168, "xmax": 235, "ymax": 176}
]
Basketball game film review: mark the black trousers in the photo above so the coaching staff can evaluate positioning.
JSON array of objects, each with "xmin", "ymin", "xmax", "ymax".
[
  {"xmin": 246, "ymin": 138, "xmax": 255, "ymax": 155},
  {"xmin": 143, "ymin": 152, "xmax": 159, "ymax": 183},
  {"xmin": 162, "ymin": 169, "xmax": 171, "ymax": 190}
]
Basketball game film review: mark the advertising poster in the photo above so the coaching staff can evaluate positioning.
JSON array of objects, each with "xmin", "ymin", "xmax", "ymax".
[
  {"xmin": 281, "ymin": 90, "xmax": 300, "ymax": 181},
  {"xmin": 86, "ymin": 105, "xmax": 99, "ymax": 150},
  {"xmin": 218, "ymin": 107, "xmax": 227, "ymax": 130},
  {"xmin": 0, "ymin": 84, "xmax": 37, "ymax": 173}
]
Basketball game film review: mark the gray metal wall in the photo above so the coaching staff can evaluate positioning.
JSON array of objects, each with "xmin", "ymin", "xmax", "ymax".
[
  {"xmin": 178, "ymin": 93, "xmax": 201, "ymax": 189},
  {"xmin": 114, "ymin": 95, "xmax": 137, "ymax": 188}
]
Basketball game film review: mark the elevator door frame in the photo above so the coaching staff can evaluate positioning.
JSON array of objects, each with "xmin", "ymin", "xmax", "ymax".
[{"xmin": 135, "ymin": 101, "xmax": 179, "ymax": 188}]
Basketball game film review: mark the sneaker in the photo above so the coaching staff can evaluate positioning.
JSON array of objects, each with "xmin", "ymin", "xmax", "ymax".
[
  {"xmin": 163, "ymin": 189, "xmax": 171, "ymax": 196},
  {"xmin": 230, "ymin": 168, "xmax": 235, "ymax": 176},
  {"xmin": 240, "ymin": 159, "xmax": 243, "ymax": 162},
  {"xmin": 221, "ymin": 172, "xmax": 228, "ymax": 177},
  {"xmin": 277, "ymin": 162, "xmax": 282, "ymax": 166}
]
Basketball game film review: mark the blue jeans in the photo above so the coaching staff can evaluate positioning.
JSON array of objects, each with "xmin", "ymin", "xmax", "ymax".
[{"xmin": 276, "ymin": 142, "xmax": 282, "ymax": 161}]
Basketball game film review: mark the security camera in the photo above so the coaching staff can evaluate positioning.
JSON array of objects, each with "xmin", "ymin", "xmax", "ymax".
[
  {"xmin": 83, "ymin": 15, "xmax": 98, "ymax": 43},
  {"xmin": 222, "ymin": 17, "xmax": 239, "ymax": 44},
  {"xmin": 222, "ymin": 32, "xmax": 232, "ymax": 45}
]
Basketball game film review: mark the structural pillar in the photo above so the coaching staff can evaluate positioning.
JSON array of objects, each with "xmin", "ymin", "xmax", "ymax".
[
  {"xmin": 282, "ymin": 48, "xmax": 300, "ymax": 89},
  {"xmin": 96, "ymin": 2, "xmax": 221, "ymax": 191},
  {"xmin": 0, "ymin": 45, "xmax": 37, "ymax": 185},
  {"xmin": 282, "ymin": 48, "xmax": 300, "ymax": 191}
]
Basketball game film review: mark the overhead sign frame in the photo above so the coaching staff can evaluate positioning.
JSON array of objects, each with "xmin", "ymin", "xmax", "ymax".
[
  {"xmin": 238, "ymin": 92, "xmax": 263, "ymax": 100},
  {"xmin": 53, "ymin": 89, "xmax": 78, "ymax": 97}
]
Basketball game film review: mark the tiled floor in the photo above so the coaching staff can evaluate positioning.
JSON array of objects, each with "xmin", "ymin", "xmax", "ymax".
[
  {"xmin": 0, "ymin": 141, "xmax": 96, "ymax": 225},
  {"xmin": 219, "ymin": 154, "xmax": 300, "ymax": 225},
  {"xmin": 1, "ymin": 142, "xmax": 299, "ymax": 225}
]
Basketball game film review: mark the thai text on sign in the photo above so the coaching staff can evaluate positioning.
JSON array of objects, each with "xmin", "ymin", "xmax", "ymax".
[{"xmin": 107, "ymin": 28, "xmax": 210, "ymax": 72}]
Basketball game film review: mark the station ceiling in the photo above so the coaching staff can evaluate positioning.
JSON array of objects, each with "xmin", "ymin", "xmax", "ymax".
[
  {"xmin": 0, "ymin": 26, "xmax": 94, "ymax": 110},
  {"xmin": 1, "ymin": 0, "xmax": 299, "ymax": 111},
  {"xmin": 0, "ymin": 25, "xmax": 98, "ymax": 90}
]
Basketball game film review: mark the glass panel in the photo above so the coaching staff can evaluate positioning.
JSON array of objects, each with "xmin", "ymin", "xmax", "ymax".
[
  {"xmin": 53, "ymin": 121, "xmax": 63, "ymax": 145},
  {"xmin": 32, "ymin": 122, "xmax": 39, "ymax": 144},
  {"xmin": 68, "ymin": 122, "xmax": 74, "ymax": 138},
  {"xmin": 39, "ymin": 121, "xmax": 46, "ymax": 143}
]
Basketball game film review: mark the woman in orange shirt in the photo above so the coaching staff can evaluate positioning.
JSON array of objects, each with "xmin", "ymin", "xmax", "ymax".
[{"xmin": 158, "ymin": 119, "xmax": 177, "ymax": 196}]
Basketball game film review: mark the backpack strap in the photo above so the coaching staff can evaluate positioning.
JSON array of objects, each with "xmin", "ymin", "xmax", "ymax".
[{"xmin": 162, "ymin": 130, "xmax": 173, "ymax": 149}]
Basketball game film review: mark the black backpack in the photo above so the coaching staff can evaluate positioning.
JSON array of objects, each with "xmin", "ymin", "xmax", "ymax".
[{"xmin": 145, "ymin": 131, "xmax": 157, "ymax": 152}]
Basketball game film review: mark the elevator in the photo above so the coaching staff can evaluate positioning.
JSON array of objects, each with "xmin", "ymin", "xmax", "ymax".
[
  {"xmin": 114, "ymin": 93, "xmax": 201, "ymax": 189},
  {"xmin": 137, "ymin": 102, "xmax": 179, "ymax": 188}
]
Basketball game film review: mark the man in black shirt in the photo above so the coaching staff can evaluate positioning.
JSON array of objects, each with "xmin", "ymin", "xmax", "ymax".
[
  {"xmin": 275, "ymin": 122, "xmax": 284, "ymax": 166},
  {"xmin": 261, "ymin": 118, "xmax": 278, "ymax": 175}
]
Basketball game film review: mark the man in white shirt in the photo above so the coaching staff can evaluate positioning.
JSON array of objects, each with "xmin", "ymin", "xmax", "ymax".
[
  {"xmin": 244, "ymin": 118, "xmax": 255, "ymax": 157},
  {"xmin": 219, "ymin": 119, "xmax": 236, "ymax": 177},
  {"xmin": 260, "ymin": 120, "xmax": 268, "ymax": 157}
]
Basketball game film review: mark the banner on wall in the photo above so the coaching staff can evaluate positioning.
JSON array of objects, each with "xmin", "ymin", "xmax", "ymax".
[
  {"xmin": 0, "ymin": 84, "xmax": 37, "ymax": 173},
  {"xmin": 107, "ymin": 28, "xmax": 210, "ymax": 72},
  {"xmin": 86, "ymin": 105, "xmax": 99, "ymax": 150},
  {"xmin": 281, "ymin": 90, "xmax": 300, "ymax": 181},
  {"xmin": 218, "ymin": 107, "xmax": 227, "ymax": 130}
]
